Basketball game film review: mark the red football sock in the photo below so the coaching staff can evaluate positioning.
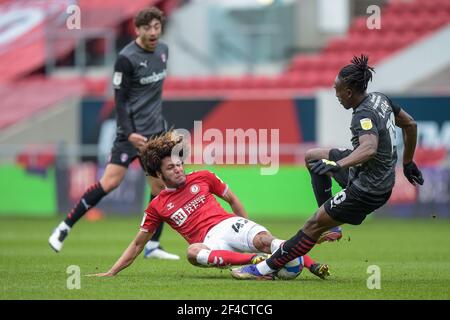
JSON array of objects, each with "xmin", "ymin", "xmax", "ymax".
[
  {"xmin": 207, "ymin": 250, "xmax": 256, "ymax": 267},
  {"xmin": 303, "ymin": 254, "xmax": 315, "ymax": 269}
]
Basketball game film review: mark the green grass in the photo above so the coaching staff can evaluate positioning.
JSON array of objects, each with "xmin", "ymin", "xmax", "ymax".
[{"xmin": 0, "ymin": 216, "xmax": 449, "ymax": 300}]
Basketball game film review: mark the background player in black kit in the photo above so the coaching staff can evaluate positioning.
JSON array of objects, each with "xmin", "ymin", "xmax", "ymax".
[
  {"xmin": 232, "ymin": 55, "xmax": 425, "ymax": 279},
  {"xmin": 49, "ymin": 7, "xmax": 179, "ymax": 260}
]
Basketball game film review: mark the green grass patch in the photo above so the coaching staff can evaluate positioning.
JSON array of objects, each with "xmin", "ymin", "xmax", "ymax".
[{"xmin": 0, "ymin": 216, "xmax": 449, "ymax": 299}]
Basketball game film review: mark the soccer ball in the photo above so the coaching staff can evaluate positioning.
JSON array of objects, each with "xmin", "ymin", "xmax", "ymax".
[{"xmin": 275, "ymin": 256, "xmax": 304, "ymax": 280}]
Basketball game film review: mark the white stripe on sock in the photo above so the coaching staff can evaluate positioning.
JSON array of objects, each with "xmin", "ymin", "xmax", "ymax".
[
  {"xmin": 270, "ymin": 239, "xmax": 284, "ymax": 253},
  {"xmin": 196, "ymin": 249, "xmax": 211, "ymax": 266},
  {"xmin": 256, "ymin": 261, "xmax": 275, "ymax": 275}
]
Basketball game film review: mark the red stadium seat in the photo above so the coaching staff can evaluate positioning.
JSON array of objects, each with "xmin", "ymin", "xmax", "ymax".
[{"xmin": 161, "ymin": 0, "xmax": 450, "ymax": 94}]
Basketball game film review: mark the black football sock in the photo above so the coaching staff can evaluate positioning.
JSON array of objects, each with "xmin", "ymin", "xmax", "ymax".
[
  {"xmin": 266, "ymin": 230, "xmax": 317, "ymax": 270},
  {"xmin": 64, "ymin": 182, "xmax": 107, "ymax": 227},
  {"xmin": 310, "ymin": 171, "xmax": 332, "ymax": 207},
  {"xmin": 150, "ymin": 222, "xmax": 164, "ymax": 242}
]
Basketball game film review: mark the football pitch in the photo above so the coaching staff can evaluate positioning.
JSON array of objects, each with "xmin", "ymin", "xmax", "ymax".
[{"xmin": 1, "ymin": 216, "xmax": 449, "ymax": 300}]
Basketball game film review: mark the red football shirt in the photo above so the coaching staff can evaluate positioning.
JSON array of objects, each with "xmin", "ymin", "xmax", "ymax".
[{"xmin": 140, "ymin": 170, "xmax": 236, "ymax": 244}]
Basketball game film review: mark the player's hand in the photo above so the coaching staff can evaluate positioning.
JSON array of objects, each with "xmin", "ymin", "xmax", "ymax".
[
  {"xmin": 403, "ymin": 161, "xmax": 424, "ymax": 186},
  {"xmin": 128, "ymin": 133, "xmax": 148, "ymax": 149},
  {"xmin": 309, "ymin": 159, "xmax": 341, "ymax": 175}
]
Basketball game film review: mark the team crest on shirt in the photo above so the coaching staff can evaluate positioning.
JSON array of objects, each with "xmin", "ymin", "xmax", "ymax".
[
  {"xmin": 190, "ymin": 184, "xmax": 200, "ymax": 194},
  {"xmin": 360, "ymin": 118, "xmax": 373, "ymax": 130},
  {"xmin": 120, "ymin": 153, "xmax": 128, "ymax": 163},
  {"xmin": 167, "ymin": 202, "xmax": 174, "ymax": 210},
  {"xmin": 161, "ymin": 53, "xmax": 166, "ymax": 63}
]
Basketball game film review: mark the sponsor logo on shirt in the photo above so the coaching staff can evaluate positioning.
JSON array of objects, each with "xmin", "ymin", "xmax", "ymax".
[
  {"xmin": 169, "ymin": 194, "xmax": 207, "ymax": 227},
  {"xmin": 183, "ymin": 194, "xmax": 206, "ymax": 214},
  {"xmin": 170, "ymin": 208, "xmax": 188, "ymax": 226},
  {"xmin": 139, "ymin": 70, "xmax": 167, "ymax": 85}
]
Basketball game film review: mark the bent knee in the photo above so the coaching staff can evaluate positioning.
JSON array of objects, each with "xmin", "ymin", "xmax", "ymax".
[
  {"xmin": 252, "ymin": 231, "xmax": 274, "ymax": 253},
  {"xmin": 305, "ymin": 148, "xmax": 331, "ymax": 167},
  {"xmin": 186, "ymin": 244, "xmax": 205, "ymax": 265},
  {"xmin": 100, "ymin": 177, "xmax": 122, "ymax": 193},
  {"xmin": 305, "ymin": 149, "xmax": 318, "ymax": 164}
]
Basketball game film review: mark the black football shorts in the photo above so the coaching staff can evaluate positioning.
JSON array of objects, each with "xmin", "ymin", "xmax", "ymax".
[
  {"xmin": 324, "ymin": 184, "xmax": 392, "ymax": 225},
  {"xmin": 109, "ymin": 131, "xmax": 165, "ymax": 168}
]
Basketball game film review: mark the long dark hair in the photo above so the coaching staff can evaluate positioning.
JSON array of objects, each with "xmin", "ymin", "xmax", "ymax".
[{"xmin": 338, "ymin": 54, "xmax": 375, "ymax": 93}]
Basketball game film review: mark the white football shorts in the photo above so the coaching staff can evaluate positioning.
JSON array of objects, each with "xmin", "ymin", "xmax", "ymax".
[{"xmin": 202, "ymin": 217, "xmax": 268, "ymax": 253}]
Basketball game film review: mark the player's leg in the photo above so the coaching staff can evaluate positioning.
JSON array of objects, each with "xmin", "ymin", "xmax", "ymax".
[
  {"xmin": 237, "ymin": 207, "xmax": 339, "ymax": 279},
  {"xmin": 143, "ymin": 176, "xmax": 180, "ymax": 260},
  {"xmin": 186, "ymin": 243, "xmax": 260, "ymax": 268},
  {"xmin": 306, "ymin": 148, "xmax": 351, "ymax": 243},
  {"xmin": 49, "ymin": 163, "xmax": 127, "ymax": 252},
  {"xmin": 251, "ymin": 230, "xmax": 279, "ymax": 254},
  {"xmin": 231, "ymin": 185, "xmax": 389, "ymax": 279},
  {"xmin": 305, "ymin": 148, "xmax": 334, "ymax": 206},
  {"xmin": 49, "ymin": 137, "xmax": 137, "ymax": 252},
  {"xmin": 231, "ymin": 206, "xmax": 340, "ymax": 279},
  {"xmin": 190, "ymin": 217, "xmax": 271, "ymax": 268},
  {"xmin": 263, "ymin": 205, "xmax": 341, "ymax": 270},
  {"xmin": 252, "ymin": 230, "xmax": 330, "ymax": 278},
  {"xmin": 259, "ymin": 185, "xmax": 390, "ymax": 274}
]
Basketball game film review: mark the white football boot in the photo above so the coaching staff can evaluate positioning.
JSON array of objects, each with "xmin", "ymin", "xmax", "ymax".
[
  {"xmin": 144, "ymin": 241, "xmax": 180, "ymax": 260},
  {"xmin": 48, "ymin": 221, "xmax": 71, "ymax": 252}
]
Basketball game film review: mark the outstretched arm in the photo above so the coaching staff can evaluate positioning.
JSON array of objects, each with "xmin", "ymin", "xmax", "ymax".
[
  {"xmin": 88, "ymin": 230, "xmax": 153, "ymax": 277},
  {"xmin": 395, "ymin": 109, "xmax": 424, "ymax": 185},
  {"xmin": 395, "ymin": 109, "xmax": 417, "ymax": 164},
  {"xmin": 221, "ymin": 189, "xmax": 248, "ymax": 219}
]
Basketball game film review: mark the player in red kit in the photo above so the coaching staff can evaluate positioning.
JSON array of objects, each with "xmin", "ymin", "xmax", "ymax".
[{"xmin": 89, "ymin": 132, "xmax": 329, "ymax": 279}]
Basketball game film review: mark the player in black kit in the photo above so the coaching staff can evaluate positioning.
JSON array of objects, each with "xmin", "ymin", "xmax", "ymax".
[
  {"xmin": 232, "ymin": 55, "xmax": 425, "ymax": 279},
  {"xmin": 49, "ymin": 7, "xmax": 179, "ymax": 260}
]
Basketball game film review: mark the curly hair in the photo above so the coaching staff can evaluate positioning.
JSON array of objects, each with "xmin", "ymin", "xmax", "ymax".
[
  {"xmin": 134, "ymin": 7, "xmax": 165, "ymax": 28},
  {"xmin": 139, "ymin": 131, "xmax": 186, "ymax": 177}
]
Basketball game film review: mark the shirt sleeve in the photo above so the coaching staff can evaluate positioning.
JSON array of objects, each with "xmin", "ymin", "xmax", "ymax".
[
  {"xmin": 113, "ymin": 55, "xmax": 134, "ymax": 138},
  {"xmin": 385, "ymin": 95, "xmax": 402, "ymax": 116},
  {"xmin": 352, "ymin": 109, "xmax": 380, "ymax": 138},
  {"xmin": 204, "ymin": 171, "xmax": 228, "ymax": 197},
  {"xmin": 140, "ymin": 204, "xmax": 162, "ymax": 234}
]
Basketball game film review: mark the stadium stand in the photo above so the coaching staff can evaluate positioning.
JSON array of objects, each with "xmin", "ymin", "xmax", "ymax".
[
  {"xmin": 0, "ymin": 76, "xmax": 84, "ymax": 130},
  {"xmin": 1, "ymin": 0, "xmax": 449, "ymax": 100},
  {"xmin": 0, "ymin": 0, "xmax": 171, "ymax": 83},
  {"xmin": 165, "ymin": 0, "xmax": 450, "ymax": 93}
]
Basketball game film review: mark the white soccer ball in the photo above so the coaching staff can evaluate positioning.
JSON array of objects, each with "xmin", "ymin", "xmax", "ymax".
[{"xmin": 275, "ymin": 256, "xmax": 304, "ymax": 280}]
